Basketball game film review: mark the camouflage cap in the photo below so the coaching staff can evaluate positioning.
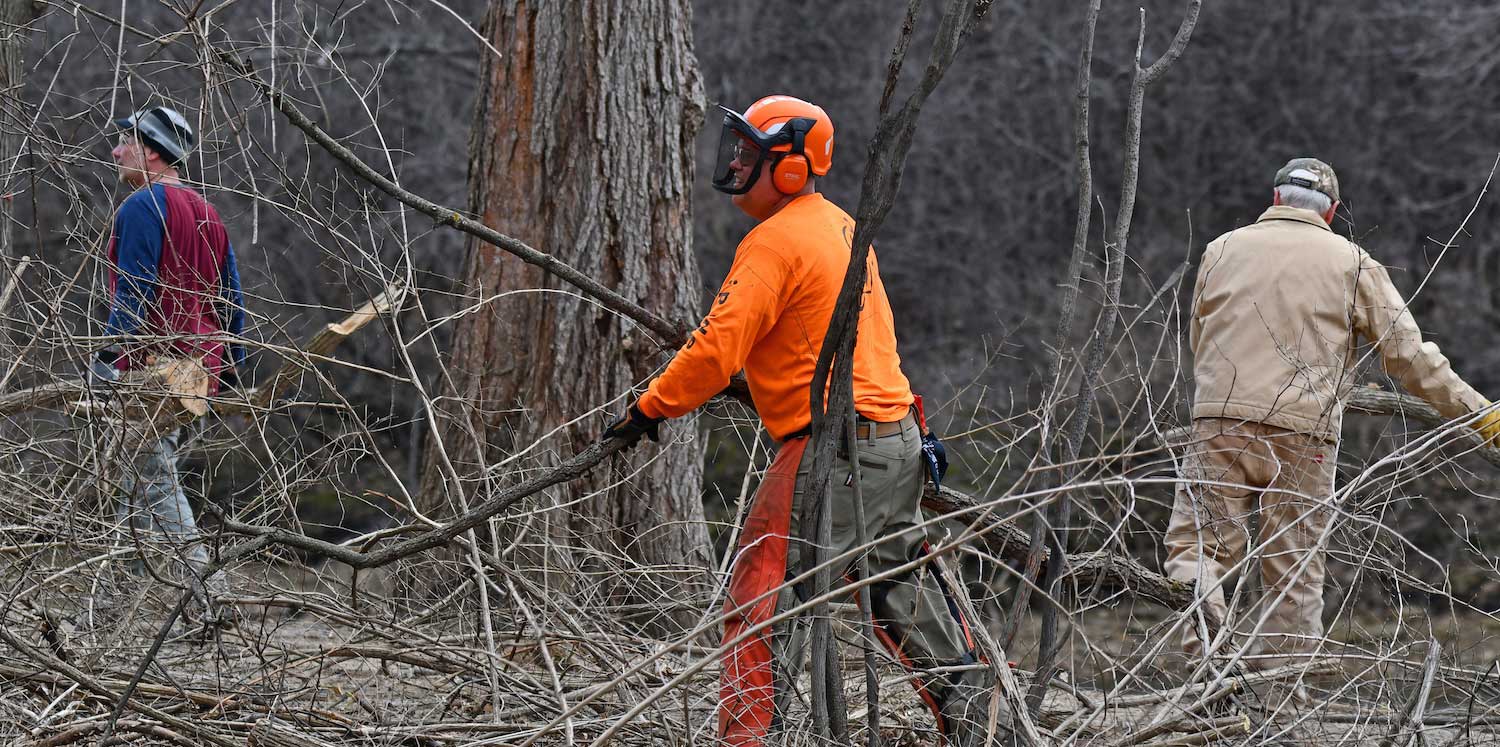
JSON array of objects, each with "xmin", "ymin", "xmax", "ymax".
[{"xmin": 1274, "ymin": 157, "xmax": 1339, "ymax": 203}]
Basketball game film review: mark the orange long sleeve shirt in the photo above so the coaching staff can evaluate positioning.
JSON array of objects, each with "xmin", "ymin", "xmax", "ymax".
[{"xmin": 636, "ymin": 193, "xmax": 914, "ymax": 441}]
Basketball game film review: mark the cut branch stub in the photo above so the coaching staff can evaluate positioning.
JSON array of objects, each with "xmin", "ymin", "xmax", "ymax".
[{"xmin": 248, "ymin": 282, "xmax": 408, "ymax": 411}]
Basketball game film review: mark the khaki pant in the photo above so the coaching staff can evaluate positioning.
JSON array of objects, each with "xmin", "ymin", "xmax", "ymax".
[{"xmin": 1164, "ymin": 418, "xmax": 1335, "ymax": 669}]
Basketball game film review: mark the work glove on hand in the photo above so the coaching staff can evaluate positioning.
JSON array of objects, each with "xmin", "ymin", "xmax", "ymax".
[
  {"xmin": 1475, "ymin": 400, "xmax": 1500, "ymax": 448},
  {"xmin": 85, "ymin": 349, "xmax": 121, "ymax": 395},
  {"xmin": 218, "ymin": 366, "xmax": 241, "ymax": 392},
  {"xmin": 601, "ymin": 403, "xmax": 662, "ymax": 447},
  {"xmin": 921, "ymin": 432, "xmax": 949, "ymax": 490}
]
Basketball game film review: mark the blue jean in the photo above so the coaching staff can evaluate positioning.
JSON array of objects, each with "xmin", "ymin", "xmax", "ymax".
[{"xmin": 115, "ymin": 429, "xmax": 212, "ymax": 582}]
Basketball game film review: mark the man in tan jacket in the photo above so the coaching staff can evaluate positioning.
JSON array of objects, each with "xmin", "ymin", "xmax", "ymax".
[{"xmin": 1167, "ymin": 158, "xmax": 1500, "ymax": 670}]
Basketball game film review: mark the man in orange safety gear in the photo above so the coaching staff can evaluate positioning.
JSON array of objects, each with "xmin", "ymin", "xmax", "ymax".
[{"xmin": 601, "ymin": 95, "xmax": 1012, "ymax": 746}]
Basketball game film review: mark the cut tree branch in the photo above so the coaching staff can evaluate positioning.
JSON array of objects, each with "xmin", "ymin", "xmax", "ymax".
[
  {"xmin": 213, "ymin": 50, "xmax": 687, "ymax": 347},
  {"xmin": 1162, "ymin": 386, "xmax": 1500, "ymax": 469}
]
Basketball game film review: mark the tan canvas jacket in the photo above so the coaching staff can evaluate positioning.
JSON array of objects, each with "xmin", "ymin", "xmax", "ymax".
[{"xmin": 1190, "ymin": 205, "xmax": 1485, "ymax": 440}]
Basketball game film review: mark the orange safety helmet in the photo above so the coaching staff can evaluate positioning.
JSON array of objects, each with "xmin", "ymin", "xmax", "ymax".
[{"xmin": 710, "ymin": 95, "xmax": 834, "ymax": 196}]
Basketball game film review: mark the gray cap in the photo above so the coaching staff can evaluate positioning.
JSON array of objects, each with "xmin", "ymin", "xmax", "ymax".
[
  {"xmin": 1274, "ymin": 157, "xmax": 1339, "ymax": 203},
  {"xmin": 115, "ymin": 106, "xmax": 195, "ymax": 165}
]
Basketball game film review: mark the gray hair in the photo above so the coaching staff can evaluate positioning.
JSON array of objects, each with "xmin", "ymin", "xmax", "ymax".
[{"xmin": 1275, "ymin": 183, "xmax": 1333, "ymax": 215}]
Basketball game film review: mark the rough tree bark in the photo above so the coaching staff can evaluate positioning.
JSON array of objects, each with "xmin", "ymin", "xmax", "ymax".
[
  {"xmin": 419, "ymin": 0, "xmax": 711, "ymax": 633},
  {"xmin": 0, "ymin": 0, "xmax": 38, "ymax": 265}
]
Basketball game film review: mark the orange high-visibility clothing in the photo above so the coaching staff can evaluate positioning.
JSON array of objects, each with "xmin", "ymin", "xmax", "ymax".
[
  {"xmin": 718, "ymin": 438, "xmax": 803, "ymax": 744},
  {"xmin": 636, "ymin": 193, "xmax": 913, "ymax": 439}
]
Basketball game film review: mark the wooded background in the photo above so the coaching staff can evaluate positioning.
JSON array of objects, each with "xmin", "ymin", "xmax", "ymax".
[
  {"xmin": 8, "ymin": 0, "xmax": 1500, "ymax": 605},
  {"xmin": 0, "ymin": 2, "xmax": 1498, "ymax": 745}
]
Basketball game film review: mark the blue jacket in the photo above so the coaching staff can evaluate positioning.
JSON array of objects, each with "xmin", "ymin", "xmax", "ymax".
[{"xmin": 107, "ymin": 183, "xmax": 245, "ymax": 388}]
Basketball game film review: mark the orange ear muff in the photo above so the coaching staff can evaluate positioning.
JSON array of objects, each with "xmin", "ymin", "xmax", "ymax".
[
  {"xmin": 770, "ymin": 118, "xmax": 815, "ymax": 194},
  {"xmin": 772, "ymin": 154, "xmax": 809, "ymax": 194}
]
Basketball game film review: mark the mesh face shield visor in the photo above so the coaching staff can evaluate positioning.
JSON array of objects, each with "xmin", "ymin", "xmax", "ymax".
[{"xmin": 710, "ymin": 107, "xmax": 815, "ymax": 195}]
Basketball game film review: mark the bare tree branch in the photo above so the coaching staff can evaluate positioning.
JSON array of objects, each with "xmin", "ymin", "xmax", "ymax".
[
  {"xmin": 801, "ymin": 1, "xmax": 994, "ymax": 740},
  {"xmin": 1029, "ymin": 0, "xmax": 1201, "ymax": 714}
]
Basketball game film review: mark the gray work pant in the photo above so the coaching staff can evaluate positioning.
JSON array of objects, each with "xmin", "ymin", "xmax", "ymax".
[
  {"xmin": 115, "ymin": 429, "xmax": 214, "ymax": 587},
  {"xmin": 782, "ymin": 414, "xmax": 971, "ymax": 681}
]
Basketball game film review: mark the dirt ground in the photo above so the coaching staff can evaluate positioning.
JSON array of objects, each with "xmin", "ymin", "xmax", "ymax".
[{"xmin": 2, "ymin": 557, "xmax": 1498, "ymax": 746}]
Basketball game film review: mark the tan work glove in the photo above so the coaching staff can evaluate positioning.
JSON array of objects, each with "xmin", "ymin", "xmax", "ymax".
[{"xmin": 1474, "ymin": 399, "xmax": 1500, "ymax": 449}]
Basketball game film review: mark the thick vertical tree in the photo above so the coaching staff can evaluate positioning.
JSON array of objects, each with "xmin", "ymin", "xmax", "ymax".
[
  {"xmin": 0, "ymin": 0, "xmax": 37, "ymax": 264},
  {"xmin": 420, "ymin": 0, "xmax": 710, "ymax": 632}
]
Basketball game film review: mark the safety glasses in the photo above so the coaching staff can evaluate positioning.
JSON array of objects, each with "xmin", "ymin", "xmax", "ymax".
[{"xmin": 710, "ymin": 106, "xmax": 816, "ymax": 195}]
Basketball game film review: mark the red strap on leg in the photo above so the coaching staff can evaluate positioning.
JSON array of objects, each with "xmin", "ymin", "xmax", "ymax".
[
  {"xmin": 719, "ymin": 438, "xmax": 807, "ymax": 747},
  {"xmin": 864, "ymin": 546, "xmax": 984, "ymax": 747},
  {"xmin": 872, "ymin": 621, "xmax": 949, "ymax": 736},
  {"xmin": 923, "ymin": 543, "xmax": 981, "ymax": 656}
]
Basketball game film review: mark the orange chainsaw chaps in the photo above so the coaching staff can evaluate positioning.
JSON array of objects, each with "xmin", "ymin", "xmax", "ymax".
[{"xmin": 719, "ymin": 438, "xmax": 807, "ymax": 747}]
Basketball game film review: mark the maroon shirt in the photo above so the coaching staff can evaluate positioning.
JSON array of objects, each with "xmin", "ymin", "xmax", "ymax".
[{"xmin": 107, "ymin": 183, "xmax": 244, "ymax": 392}]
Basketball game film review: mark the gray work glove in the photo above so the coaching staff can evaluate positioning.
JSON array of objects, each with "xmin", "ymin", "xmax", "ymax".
[{"xmin": 85, "ymin": 349, "xmax": 121, "ymax": 395}]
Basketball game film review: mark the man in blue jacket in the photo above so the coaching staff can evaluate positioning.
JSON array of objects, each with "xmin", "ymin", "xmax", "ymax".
[{"xmin": 95, "ymin": 104, "xmax": 245, "ymax": 620}]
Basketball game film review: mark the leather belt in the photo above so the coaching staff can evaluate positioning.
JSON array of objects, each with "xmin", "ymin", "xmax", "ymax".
[
  {"xmin": 779, "ymin": 410, "xmax": 915, "ymax": 444},
  {"xmin": 853, "ymin": 411, "xmax": 913, "ymax": 440}
]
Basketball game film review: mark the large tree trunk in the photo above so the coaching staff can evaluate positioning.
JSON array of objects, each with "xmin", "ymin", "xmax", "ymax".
[
  {"xmin": 0, "ymin": 0, "xmax": 37, "ymax": 266},
  {"xmin": 419, "ymin": 0, "xmax": 710, "ymax": 634}
]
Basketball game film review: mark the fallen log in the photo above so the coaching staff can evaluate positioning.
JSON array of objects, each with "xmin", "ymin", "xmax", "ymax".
[
  {"xmin": 0, "ymin": 283, "xmax": 406, "ymax": 422},
  {"xmin": 921, "ymin": 484, "xmax": 1201, "ymax": 615},
  {"xmin": 1162, "ymin": 385, "xmax": 1500, "ymax": 468},
  {"xmin": 915, "ymin": 385, "xmax": 1499, "ymax": 666}
]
